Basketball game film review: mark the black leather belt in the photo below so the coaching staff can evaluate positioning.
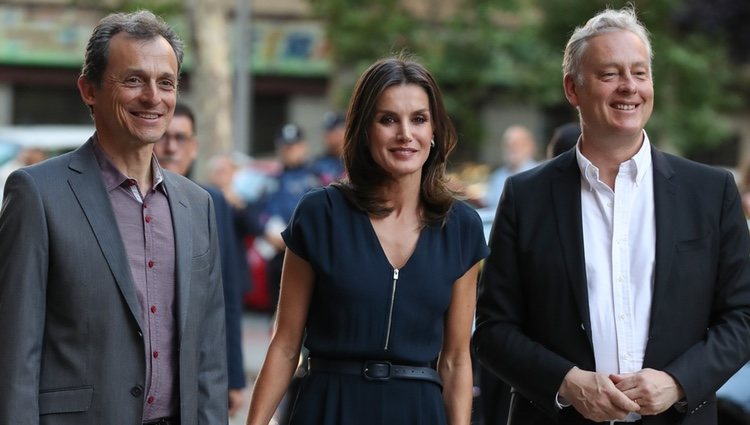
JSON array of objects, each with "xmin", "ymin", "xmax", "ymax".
[
  {"xmin": 143, "ymin": 418, "xmax": 179, "ymax": 425},
  {"xmin": 308, "ymin": 358, "xmax": 442, "ymax": 388}
]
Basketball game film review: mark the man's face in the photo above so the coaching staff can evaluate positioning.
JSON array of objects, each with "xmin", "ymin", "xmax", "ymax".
[
  {"xmin": 279, "ymin": 141, "xmax": 308, "ymax": 168},
  {"xmin": 154, "ymin": 114, "xmax": 197, "ymax": 176},
  {"xmin": 564, "ymin": 30, "xmax": 653, "ymax": 145},
  {"xmin": 502, "ymin": 127, "xmax": 535, "ymax": 170},
  {"xmin": 324, "ymin": 126, "xmax": 345, "ymax": 156},
  {"xmin": 78, "ymin": 33, "xmax": 178, "ymax": 149}
]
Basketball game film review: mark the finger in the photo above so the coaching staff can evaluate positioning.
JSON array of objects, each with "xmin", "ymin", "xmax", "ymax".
[
  {"xmin": 609, "ymin": 373, "xmax": 626, "ymax": 384},
  {"xmin": 611, "ymin": 389, "xmax": 641, "ymax": 412},
  {"xmin": 612, "ymin": 375, "xmax": 640, "ymax": 392},
  {"xmin": 622, "ymin": 387, "xmax": 644, "ymax": 401}
]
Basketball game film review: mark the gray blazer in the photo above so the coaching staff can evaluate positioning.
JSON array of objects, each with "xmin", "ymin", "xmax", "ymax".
[{"xmin": 0, "ymin": 138, "xmax": 228, "ymax": 425}]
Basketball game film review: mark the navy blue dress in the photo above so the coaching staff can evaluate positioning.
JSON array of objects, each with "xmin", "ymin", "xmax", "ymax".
[{"xmin": 281, "ymin": 186, "xmax": 489, "ymax": 425}]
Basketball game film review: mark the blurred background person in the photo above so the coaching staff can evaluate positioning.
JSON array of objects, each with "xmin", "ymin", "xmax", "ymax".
[
  {"xmin": 257, "ymin": 123, "xmax": 320, "ymax": 315},
  {"xmin": 0, "ymin": 147, "xmax": 47, "ymax": 203},
  {"xmin": 154, "ymin": 103, "xmax": 248, "ymax": 417},
  {"xmin": 737, "ymin": 158, "xmax": 750, "ymax": 223},
  {"xmin": 476, "ymin": 120, "xmax": 582, "ymax": 425},
  {"xmin": 311, "ymin": 111, "xmax": 346, "ymax": 185},
  {"xmin": 483, "ymin": 125, "xmax": 538, "ymax": 210},
  {"xmin": 546, "ymin": 122, "xmax": 582, "ymax": 159},
  {"xmin": 208, "ymin": 153, "xmax": 247, "ymax": 210}
]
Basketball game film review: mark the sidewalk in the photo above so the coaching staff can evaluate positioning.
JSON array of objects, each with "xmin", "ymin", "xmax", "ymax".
[{"xmin": 229, "ymin": 310, "xmax": 274, "ymax": 425}]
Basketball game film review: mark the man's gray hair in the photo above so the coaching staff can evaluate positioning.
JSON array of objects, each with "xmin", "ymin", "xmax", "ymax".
[
  {"xmin": 81, "ymin": 10, "xmax": 184, "ymax": 87},
  {"xmin": 563, "ymin": 6, "xmax": 652, "ymax": 85}
]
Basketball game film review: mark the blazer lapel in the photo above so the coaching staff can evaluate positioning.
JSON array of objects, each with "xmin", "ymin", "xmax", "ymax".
[
  {"xmin": 552, "ymin": 150, "xmax": 593, "ymax": 344},
  {"xmin": 67, "ymin": 139, "xmax": 143, "ymax": 330},
  {"xmin": 648, "ymin": 148, "xmax": 677, "ymax": 339},
  {"xmin": 164, "ymin": 174, "xmax": 192, "ymax": 343}
]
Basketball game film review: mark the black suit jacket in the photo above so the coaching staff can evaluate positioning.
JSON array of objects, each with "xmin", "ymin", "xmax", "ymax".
[
  {"xmin": 474, "ymin": 147, "xmax": 750, "ymax": 425},
  {"xmin": 203, "ymin": 186, "xmax": 248, "ymax": 390}
]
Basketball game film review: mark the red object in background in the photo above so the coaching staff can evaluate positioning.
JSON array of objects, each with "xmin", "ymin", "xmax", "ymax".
[{"xmin": 243, "ymin": 236, "xmax": 272, "ymax": 312}]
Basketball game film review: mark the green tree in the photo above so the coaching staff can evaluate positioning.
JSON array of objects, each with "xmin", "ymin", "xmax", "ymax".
[{"xmin": 314, "ymin": 0, "xmax": 744, "ymax": 157}]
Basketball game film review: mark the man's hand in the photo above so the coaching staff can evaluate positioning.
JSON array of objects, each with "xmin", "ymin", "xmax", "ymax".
[
  {"xmin": 228, "ymin": 388, "xmax": 245, "ymax": 417},
  {"xmin": 610, "ymin": 368, "xmax": 684, "ymax": 416},
  {"xmin": 559, "ymin": 367, "xmax": 640, "ymax": 422}
]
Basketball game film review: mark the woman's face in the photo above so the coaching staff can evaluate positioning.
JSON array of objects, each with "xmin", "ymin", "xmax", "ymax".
[{"xmin": 368, "ymin": 83, "xmax": 433, "ymax": 181}]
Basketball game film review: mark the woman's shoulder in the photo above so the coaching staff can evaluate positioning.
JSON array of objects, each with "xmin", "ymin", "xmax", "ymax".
[
  {"xmin": 297, "ymin": 185, "xmax": 342, "ymax": 207},
  {"xmin": 293, "ymin": 184, "xmax": 355, "ymax": 220},
  {"xmin": 446, "ymin": 199, "xmax": 483, "ymax": 228}
]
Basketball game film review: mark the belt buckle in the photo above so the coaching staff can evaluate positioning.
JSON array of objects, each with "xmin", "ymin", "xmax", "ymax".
[{"xmin": 362, "ymin": 361, "xmax": 391, "ymax": 381}]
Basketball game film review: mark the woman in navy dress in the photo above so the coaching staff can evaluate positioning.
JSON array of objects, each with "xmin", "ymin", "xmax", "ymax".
[{"xmin": 246, "ymin": 55, "xmax": 489, "ymax": 425}]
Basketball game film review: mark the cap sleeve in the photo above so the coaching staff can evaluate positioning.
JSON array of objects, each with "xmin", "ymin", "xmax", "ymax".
[
  {"xmin": 455, "ymin": 201, "xmax": 490, "ymax": 272},
  {"xmin": 281, "ymin": 187, "xmax": 331, "ymax": 263}
]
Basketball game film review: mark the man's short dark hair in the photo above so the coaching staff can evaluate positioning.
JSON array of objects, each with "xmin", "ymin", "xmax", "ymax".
[
  {"xmin": 174, "ymin": 103, "xmax": 196, "ymax": 131},
  {"xmin": 81, "ymin": 10, "xmax": 184, "ymax": 87}
]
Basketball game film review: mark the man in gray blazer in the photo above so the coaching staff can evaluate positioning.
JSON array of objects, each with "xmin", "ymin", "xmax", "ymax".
[
  {"xmin": 0, "ymin": 11, "xmax": 227, "ymax": 425},
  {"xmin": 474, "ymin": 6, "xmax": 750, "ymax": 425}
]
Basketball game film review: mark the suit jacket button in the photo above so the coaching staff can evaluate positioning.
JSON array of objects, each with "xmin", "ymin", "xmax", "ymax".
[{"xmin": 130, "ymin": 385, "xmax": 143, "ymax": 397}]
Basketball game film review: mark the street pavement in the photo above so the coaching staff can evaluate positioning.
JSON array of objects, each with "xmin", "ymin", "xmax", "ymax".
[{"xmin": 229, "ymin": 310, "xmax": 274, "ymax": 425}]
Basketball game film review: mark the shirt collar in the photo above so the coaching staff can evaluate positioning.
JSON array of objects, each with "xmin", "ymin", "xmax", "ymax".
[
  {"xmin": 575, "ymin": 130, "xmax": 652, "ymax": 191},
  {"xmin": 92, "ymin": 134, "xmax": 167, "ymax": 195}
]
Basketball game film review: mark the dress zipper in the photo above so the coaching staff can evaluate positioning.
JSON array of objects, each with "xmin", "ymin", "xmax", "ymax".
[{"xmin": 384, "ymin": 268, "xmax": 399, "ymax": 350}]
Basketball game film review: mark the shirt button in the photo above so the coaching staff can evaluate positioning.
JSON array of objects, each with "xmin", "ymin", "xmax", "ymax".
[
  {"xmin": 150, "ymin": 305, "xmax": 157, "ymax": 314},
  {"xmin": 145, "ymin": 215, "xmax": 152, "ymax": 223},
  {"xmin": 147, "ymin": 396, "xmax": 155, "ymax": 404},
  {"xmin": 137, "ymin": 330, "xmax": 143, "ymax": 338},
  {"xmin": 153, "ymin": 351, "xmax": 159, "ymax": 359},
  {"xmin": 148, "ymin": 260, "xmax": 155, "ymax": 268}
]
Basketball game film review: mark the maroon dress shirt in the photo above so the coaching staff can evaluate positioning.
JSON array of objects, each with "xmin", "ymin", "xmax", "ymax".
[{"xmin": 93, "ymin": 140, "xmax": 178, "ymax": 421}]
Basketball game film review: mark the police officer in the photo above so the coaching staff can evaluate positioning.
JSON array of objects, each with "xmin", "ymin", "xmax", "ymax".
[
  {"xmin": 260, "ymin": 123, "xmax": 320, "ymax": 312},
  {"xmin": 311, "ymin": 112, "xmax": 346, "ymax": 185}
]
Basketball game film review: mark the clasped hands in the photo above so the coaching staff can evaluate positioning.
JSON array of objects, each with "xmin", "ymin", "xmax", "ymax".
[{"xmin": 559, "ymin": 367, "xmax": 685, "ymax": 422}]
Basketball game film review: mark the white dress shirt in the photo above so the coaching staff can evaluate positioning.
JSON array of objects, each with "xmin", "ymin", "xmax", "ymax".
[{"xmin": 575, "ymin": 133, "xmax": 656, "ymax": 422}]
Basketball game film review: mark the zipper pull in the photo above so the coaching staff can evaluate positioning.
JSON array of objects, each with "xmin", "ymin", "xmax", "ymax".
[{"xmin": 393, "ymin": 268, "xmax": 399, "ymax": 280}]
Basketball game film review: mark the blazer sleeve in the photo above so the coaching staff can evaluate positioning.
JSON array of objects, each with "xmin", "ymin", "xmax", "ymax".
[
  {"xmin": 663, "ymin": 171, "xmax": 750, "ymax": 413},
  {"xmin": 197, "ymin": 194, "xmax": 229, "ymax": 425},
  {"xmin": 0, "ymin": 169, "xmax": 48, "ymax": 421},
  {"xmin": 473, "ymin": 177, "xmax": 576, "ymax": 417}
]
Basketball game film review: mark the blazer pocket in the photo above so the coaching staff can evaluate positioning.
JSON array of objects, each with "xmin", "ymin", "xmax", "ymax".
[
  {"xmin": 39, "ymin": 385, "xmax": 93, "ymax": 415},
  {"xmin": 192, "ymin": 250, "xmax": 211, "ymax": 272},
  {"xmin": 676, "ymin": 233, "xmax": 711, "ymax": 252}
]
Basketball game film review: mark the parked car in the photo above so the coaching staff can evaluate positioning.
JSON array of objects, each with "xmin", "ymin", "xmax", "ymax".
[
  {"xmin": 0, "ymin": 124, "xmax": 93, "ymax": 158},
  {"xmin": 0, "ymin": 125, "xmax": 93, "ymax": 201},
  {"xmin": 718, "ymin": 363, "xmax": 750, "ymax": 425},
  {"xmin": 476, "ymin": 206, "xmax": 496, "ymax": 243}
]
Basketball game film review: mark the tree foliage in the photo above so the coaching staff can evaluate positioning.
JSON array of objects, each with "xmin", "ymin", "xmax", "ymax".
[{"xmin": 313, "ymin": 0, "xmax": 746, "ymax": 157}]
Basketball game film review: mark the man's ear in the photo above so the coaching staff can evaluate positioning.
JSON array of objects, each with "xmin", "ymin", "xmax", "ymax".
[
  {"xmin": 77, "ymin": 76, "xmax": 96, "ymax": 109},
  {"xmin": 563, "ymin": 73, "xmax": 579, "ymax": 108}
]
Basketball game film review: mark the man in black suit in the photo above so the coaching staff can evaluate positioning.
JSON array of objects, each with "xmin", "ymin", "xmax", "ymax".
[{"xmin": 474, "ymin": 6, "xmax": 750, "ymax": 425}]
